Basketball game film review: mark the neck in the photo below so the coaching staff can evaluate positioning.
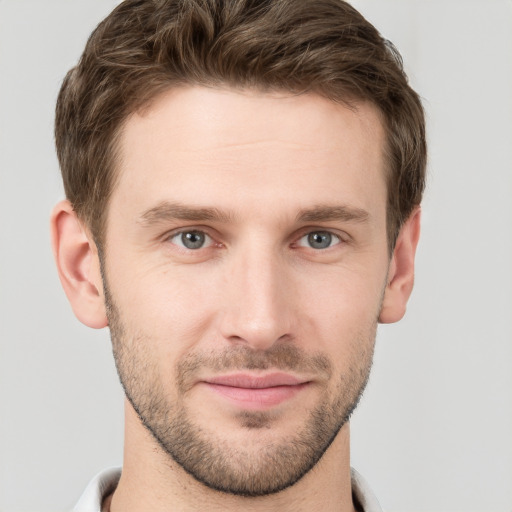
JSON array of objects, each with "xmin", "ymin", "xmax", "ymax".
[{"xmin": 109, "ymin": 400, "xmax": 357, "ymax": 512}]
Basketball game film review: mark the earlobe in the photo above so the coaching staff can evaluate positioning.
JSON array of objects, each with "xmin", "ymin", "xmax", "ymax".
[
  {"xmin": 379, "ymin": 207, "xmax": 421, "ymax": 324},
  {"xmin": 50, "ymin": 200, "xmax": 108, "ymax": 329}
]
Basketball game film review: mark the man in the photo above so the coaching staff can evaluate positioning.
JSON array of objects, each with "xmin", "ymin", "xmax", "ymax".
[{"xmin": 51, "ymin": 0, "xmax": 426, "ymax": 510}]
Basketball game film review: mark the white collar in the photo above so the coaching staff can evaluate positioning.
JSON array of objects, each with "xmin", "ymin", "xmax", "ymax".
[{"xmin": 73, "ymin": 466, "xmax": 383, "ymax": 512}]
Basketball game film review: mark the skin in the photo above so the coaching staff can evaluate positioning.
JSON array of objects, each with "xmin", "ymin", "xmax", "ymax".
[{"xmin": 51, "ymin": 87, "xmax": 420, "ymax": 512}]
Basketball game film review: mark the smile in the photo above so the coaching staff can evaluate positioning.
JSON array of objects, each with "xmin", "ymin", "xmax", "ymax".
[{"xmin": 201, "ymin": 373, "xmax": 311, "ymax": 410}]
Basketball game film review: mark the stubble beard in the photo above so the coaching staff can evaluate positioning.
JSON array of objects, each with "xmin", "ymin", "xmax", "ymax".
[{"xmin": 104, "ymin": 283, "xmax": 377, "ymax": 497}]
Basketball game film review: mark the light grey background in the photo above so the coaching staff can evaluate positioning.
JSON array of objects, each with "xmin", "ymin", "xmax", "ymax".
[{"xmin": 1, "ymin": 1, "xmax": 511, "ymax": 510}]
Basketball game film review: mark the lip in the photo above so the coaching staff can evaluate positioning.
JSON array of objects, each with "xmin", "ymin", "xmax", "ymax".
[{"xmin": 201, "ymin": 373, "xmax": 310, "ymax": 410}]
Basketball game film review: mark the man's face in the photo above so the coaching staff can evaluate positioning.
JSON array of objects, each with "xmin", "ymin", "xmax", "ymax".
[{"xmin": 102, "ymin": 87, "xmax": 389, "ymax": 495}]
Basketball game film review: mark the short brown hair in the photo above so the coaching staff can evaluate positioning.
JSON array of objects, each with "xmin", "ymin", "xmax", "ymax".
[{"xmin": 55, "ymin": 0, "xmax": 426, "ymax": 249}]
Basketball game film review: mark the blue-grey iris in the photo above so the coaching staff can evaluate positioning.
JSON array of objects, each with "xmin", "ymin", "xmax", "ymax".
[
  {"xmin": 182, "ymin": 231, "xmax": 205, "ymax": 249},
  {"xmin": 308, "ymin": 231, "xmax": 332, "ymax": 249}
]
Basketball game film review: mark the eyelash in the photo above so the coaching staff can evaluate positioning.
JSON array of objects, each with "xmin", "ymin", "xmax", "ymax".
[
  {"xmin": 167, "ymin": 229, "xmax": 217, "ymax": 251},
  {"xmin": 166, "ymin": 227, "xmax": 347, "ymax": 252},
  {"xmin": 295, "ymin": 231, "xmax": 342, "ymax": 250}
]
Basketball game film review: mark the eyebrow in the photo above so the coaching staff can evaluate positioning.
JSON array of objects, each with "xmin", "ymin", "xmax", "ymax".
[
  {"xmin": 296, "ymin": 205, "xmax": 370, "ymax": 224},
  {"xmin": 138, "ymin": 201, "xmax": 369, "ymax": 227},
  {"xmin": 138, "ymin": 201, "xmax": 234, "ymax": 226}
]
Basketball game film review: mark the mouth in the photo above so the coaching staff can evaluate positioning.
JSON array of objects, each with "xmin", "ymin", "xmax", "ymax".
[{"xmin": 201, "ymin": 373, "xmax": 311, "ymax": 410}]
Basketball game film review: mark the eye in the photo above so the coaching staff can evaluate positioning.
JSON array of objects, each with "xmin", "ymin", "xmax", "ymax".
[
  {"xmin": 170, "ymin": 230, "xmax": 213, "ymax": 250},
  {"xmin": 297, "ymin": 231, "xmax": 341, "ymax": 250}
]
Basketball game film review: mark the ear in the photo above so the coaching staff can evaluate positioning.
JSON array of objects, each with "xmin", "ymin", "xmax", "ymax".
[
  {"xmin": 379, "ymin": 207, "xmax": 421, "ymax": 324},
  {"xmin": 50, "ymin": 200, "xmax": 108, "ymax": 329}
]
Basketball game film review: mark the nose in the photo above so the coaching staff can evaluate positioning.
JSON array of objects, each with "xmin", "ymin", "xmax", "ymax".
[{"xmin": 219, "ymin": 241, "xmax": 295, "ymax": 351}]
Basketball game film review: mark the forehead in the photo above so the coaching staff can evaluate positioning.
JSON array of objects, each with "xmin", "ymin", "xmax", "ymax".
[{"xmin": 113, "ymin": 86, "xmax": 387, "ymax": 219}]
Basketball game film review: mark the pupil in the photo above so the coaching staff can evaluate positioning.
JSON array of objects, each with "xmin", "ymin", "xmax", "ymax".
[
  {"xmin": 182, "ymin": 231, "xmax": 204, "ymax": 249},
  {"xmin": 308, "ymin": 232, "xmax": 331, "ymax": 249}
]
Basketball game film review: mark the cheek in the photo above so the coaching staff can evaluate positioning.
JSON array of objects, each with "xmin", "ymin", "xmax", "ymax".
[
  {"xmin": 298, "ymin": 268, "xmax": 384, "ymax": 352},
  {"xmin": 304, "ymin": 260, "xmax": 385, "ymax": 311},
  {"xmin": 105, "ymin": 242, "xmax": 388, "ymax": 366},
  {"xmin": 107, "ymin": 259, "xmax": 222, "ymax": 353}
]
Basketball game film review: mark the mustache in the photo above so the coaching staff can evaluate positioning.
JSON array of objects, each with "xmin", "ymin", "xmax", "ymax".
[{"xmin": 176, "ymin": 344, "xmax": 332, "ymax": 392}]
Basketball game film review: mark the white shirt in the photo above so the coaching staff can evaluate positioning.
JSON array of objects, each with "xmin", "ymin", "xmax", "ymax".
[{"xmin": 73, "ymin": 466, "xmax": 383, "ymax": 512}]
